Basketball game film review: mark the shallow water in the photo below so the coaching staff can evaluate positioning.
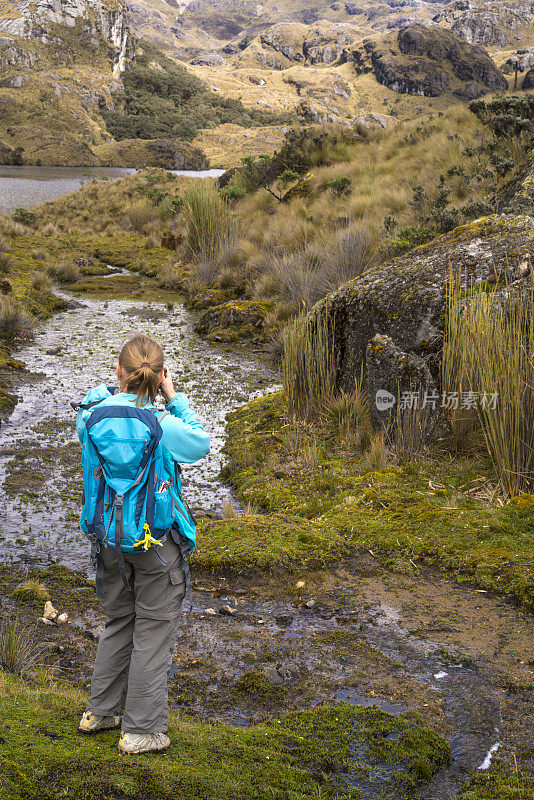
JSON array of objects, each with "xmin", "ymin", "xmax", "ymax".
[
  {"xmin": 0, "ymin": 292, "xmax": 277, "ymax": 570},
  {"xmin": 0, "ymin": 165, "xmax": 226, "ymax": 214}
]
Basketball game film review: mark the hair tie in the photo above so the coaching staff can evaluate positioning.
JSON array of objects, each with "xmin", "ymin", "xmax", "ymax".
[{"xmin": 141, "ymin": 361, "xmax": 150, "ymax": 368}]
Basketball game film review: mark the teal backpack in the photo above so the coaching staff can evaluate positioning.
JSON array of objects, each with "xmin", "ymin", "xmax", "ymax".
[{"xmin": 74, "ymin": 387, "xmax": 196, "ymax": 601}]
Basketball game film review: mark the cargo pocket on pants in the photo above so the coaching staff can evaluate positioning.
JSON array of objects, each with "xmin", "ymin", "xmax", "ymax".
[{"xmin": 168, "ymin": 568, "xmax": 186, "ymax": 612}]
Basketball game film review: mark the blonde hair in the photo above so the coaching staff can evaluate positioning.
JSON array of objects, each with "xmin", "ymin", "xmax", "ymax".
[{"xmin": 118, "ymin": 334, "xmax": 164, "ymax": 407}]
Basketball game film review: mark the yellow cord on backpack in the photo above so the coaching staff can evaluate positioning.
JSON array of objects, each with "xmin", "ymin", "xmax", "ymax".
[{"xmin": 134, "ymin": 523, "xmax": 163, "ymax": 551}]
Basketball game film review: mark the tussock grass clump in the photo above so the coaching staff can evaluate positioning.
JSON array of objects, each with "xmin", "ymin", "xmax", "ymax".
[
  {"xmin": 125, "ymin": 198, "xmax": 157, "ymax": 234},
  {"xmin": 46, "ymin": 261, "xmax": 81, "ymax": 284},
  {"xmin": 282, "ymin": 312, "xmax": 335, "ymax": 420},
  {"xmin": 0, "ymin": 251, "xmax": 12, "ymax": 274},
  {"xmin": 387, "ymin": 391, "xmax": 433, "ymax": 464},
  {"xmin": 182, "ymin": 182, "xmax": 238, "ymax": 271},
  {"xmin": 0, "ymin": 616, "xmax": 41, "ymax": 676},
  {"xmin": 10, "ymin": 580, "xmax": 50, "ymax": 604},
  {"xmin": 322, "ymin": 389, "xmax": 372, "ymax": 452},
  {"xmin": 443, "ymin": 273, "xmax": 534, "ymax": 496},
  {"xmin": 30, "ymin": 271, "xmax": 53, "ymax": 294},
  {"xmin": 265, "ymin": 251, "xmax": 328, "ymax": 308},
  {"xmin": 0, "ymin": 299, "xmax": 34, "ymax": 340},
  {"xmin": 319, "ymin": 223, "xmax": 377, "ymax": 290}
]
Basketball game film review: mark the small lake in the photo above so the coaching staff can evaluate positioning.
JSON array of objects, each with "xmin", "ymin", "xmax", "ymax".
[{"xmin": 0, "ymin": 165, "xmax": 226, "ymax": 215}]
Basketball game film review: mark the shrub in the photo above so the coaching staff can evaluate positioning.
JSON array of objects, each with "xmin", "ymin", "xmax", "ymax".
[
  {"xmin": 12, "ymin": 208, "xmax": 36, "ymax": 226},
  {"xmin": 0, "ymin": 616, "xmax": 41, "ymax": 676},
  {"xmin": 443, "ymin": 272, "xmax": 534, "ymax": 495},
  {"xmin": 385, "ymin": 225, "xmax": 435, "ymax": 256},
  {"xmin": 220, "ymin": 185, "xmax": 247, "ymax": 201},
  {"xmin": 327, "ymin": 175, "xmax": 352, "ymax": 196},
  {"xmin": 102, "ymin": 41, "xmax": 292, "ymax": 143},
  {"xmin": 282, "ymin": 312, "xmax": 335, "ymax": 420}
]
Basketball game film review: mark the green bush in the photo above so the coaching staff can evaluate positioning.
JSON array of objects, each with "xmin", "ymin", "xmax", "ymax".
[
  {"xmin": 385, "ymin": 225, "xmax": 435, "ymax": 255},
  {"xmin": 327, "ymin": 175, "xmax": 352, "ymax": 195},
  {"xmin": 12, "ymin": 208, "xmax": 36, "ymax": 226}
]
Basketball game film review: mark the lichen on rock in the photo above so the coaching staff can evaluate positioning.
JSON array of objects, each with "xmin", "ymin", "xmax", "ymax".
[{"xmin": 313, "ymin": 214, "xmax": 534, "ymax": 394}]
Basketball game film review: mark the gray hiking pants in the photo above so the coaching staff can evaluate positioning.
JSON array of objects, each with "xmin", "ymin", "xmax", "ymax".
[{"xmin": 87, "ymin": 535, "xmax": 186, "ymax": 734}]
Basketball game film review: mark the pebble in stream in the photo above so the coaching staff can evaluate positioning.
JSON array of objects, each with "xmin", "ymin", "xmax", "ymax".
[{"xmin": 0, "ymin": 294, "xmax": 278, "ymax": 571}]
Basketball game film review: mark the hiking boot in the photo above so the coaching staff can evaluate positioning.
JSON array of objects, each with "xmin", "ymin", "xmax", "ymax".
[
  {"xmin": 78, "ymin": 710, "xmax": 122, "ymax": 734},
  {"xmin": 118, "ymin": 731, "xmax": 171, "ymax": 754}
]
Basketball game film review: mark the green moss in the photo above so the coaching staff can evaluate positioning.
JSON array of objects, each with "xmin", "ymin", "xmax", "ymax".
[
  {"xmin": 224, "ymin": 671, "xmax": 286, "ymax": 707},
  {"xmin": 194, "ymin": 391, "xmax": 534, "ymax": 610},
  {"xmin": 0, "ymin": 672, "xmax": 449, "ymax": 800},
  {"xmin": 456, "ymin": 761, "xmax": 534, "ymax": 799}
]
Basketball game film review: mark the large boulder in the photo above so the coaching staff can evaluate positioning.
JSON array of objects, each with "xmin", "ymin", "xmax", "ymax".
[
  {"xmin": 313, "ymin": 215, "xmax": 533, "ymax": 396},
  {"xmin": 352, "ymin": 24, "xmax": 508, "ymax": 100}
]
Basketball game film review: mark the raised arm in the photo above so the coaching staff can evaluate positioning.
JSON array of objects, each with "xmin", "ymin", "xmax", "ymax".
[{"xmin": 160, "ymin": 392, "xmax": 210, "ymax": 464}]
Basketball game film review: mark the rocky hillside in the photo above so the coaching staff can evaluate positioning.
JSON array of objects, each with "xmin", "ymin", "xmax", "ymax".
[
  {"xmin": 0, "ymin": 0, "xmax": 289, "ymax": 165},
  {"xmin": 123, "ymin": 0, "xmax": 531, "ymax": 136},
  {"xmin": 0, "ymin": 0, "xmax": 135, "ymax": 164},
  {"xmin": 128, "ymin": 0, "xmax": 534, "ymax": 59}
]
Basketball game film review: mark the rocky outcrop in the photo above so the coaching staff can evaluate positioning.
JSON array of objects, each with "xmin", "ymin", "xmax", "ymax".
[
  {"xmin": 434, "ymin": 1, "xmax": 534, "ymax": 47},
  {"xmin": 191, "ymin": 50, "xmax": 229, "ymax": 66},
  {"xmin": 523, "ymin": 68, "xmax": 534, "ymax": 90},
  {"xmin": 498, "ymin": 156, "xmax": 534, "ymax": 215},
  {"xmin": 504, "ymin": 48, "xmax": 534, "ymax": 74},
  {"xmin": 353, "ymin": 25, "xmax": 507, "ymax": 100},
  {"xmin": 0, "ymin": 0, "xmax": 134, "ymax": 76},
  {"xmin": 238, "ymin": 21, "xmax": 363, "ymax": 69},
  {"xmin": 313, "ymin": 215, "xmax": 533, "ymax": 395}
]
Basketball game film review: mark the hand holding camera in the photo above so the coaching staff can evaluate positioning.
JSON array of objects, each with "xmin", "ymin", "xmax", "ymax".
[{"xmin": 159, "ymin": 366, "xmax": 176, "ymax": 403}]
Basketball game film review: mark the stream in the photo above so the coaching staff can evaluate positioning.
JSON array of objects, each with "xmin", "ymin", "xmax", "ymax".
[
  {"xmin": 0, "ymin": 290, "xmax": 277, "ymax": 571},
  {"xmin": 0, "ymin": 287, "xmax": 532, "ymax": 799}
]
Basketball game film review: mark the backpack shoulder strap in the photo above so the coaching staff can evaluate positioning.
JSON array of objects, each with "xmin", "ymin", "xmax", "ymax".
[{"xmin": 71, "ymin": 386, "xmax": 118, "ymax": 411}]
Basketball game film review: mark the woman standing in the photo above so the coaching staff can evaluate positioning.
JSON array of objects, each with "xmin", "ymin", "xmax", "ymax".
[{"xmin": 76, "ymin": 334, "xmax": 210, "ymax": 754}]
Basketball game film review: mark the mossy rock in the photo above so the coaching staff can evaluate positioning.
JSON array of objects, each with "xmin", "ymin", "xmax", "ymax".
[
  {"xmin": 313, "ymin": 214, "xmax": 534, "ymax": 393},
  {"xmin": 195, "ymin": 300, "xmax": 273, "ymax": 340},
  {"xmin": 186, "ymin": 287, "xmax": 238, "ymax": 311}
]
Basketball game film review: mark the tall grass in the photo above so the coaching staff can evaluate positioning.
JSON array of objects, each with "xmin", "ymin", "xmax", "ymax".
[
  {"xmin": 322, "ymin": 388, "xmax": 372, "ymax": 451},
  {"xmin": 0, "ymin": 299, "xmax": 34, "ymax": 340},
  {"xmin": 387, "ymin": 390, "xmax": 432, "ymax": 463},
  {"xmin": 443, "ymin": 271, "xmax": 534, "ymax": 495},
  {"xmin": 282, "ymin": 311, "xmax": 335, "ymax": 420},
  {"xmin": 182, "ymin": 183, "xmax": 238, "ymax": 270},
  {"xmin": 319, "ymin": 222, "xmax": 377, "ymax": 290},
  {"xmin": 0, "ymin": 616, "xmax": 41, "ymax": 676}
]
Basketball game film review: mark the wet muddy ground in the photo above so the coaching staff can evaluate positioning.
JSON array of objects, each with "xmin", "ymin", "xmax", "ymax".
[
  {"xmin": 0, "ymin": 290, "xmax": 278, "ymax": 571},
  {"xmin": 0, "ymin": 286, "xmax": 533, "ymax": 799}
]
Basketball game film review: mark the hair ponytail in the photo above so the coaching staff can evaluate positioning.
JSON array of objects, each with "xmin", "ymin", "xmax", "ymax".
[{"xmin": 118, "ymin": 335, "xmax": 164, "ymax": 407}]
